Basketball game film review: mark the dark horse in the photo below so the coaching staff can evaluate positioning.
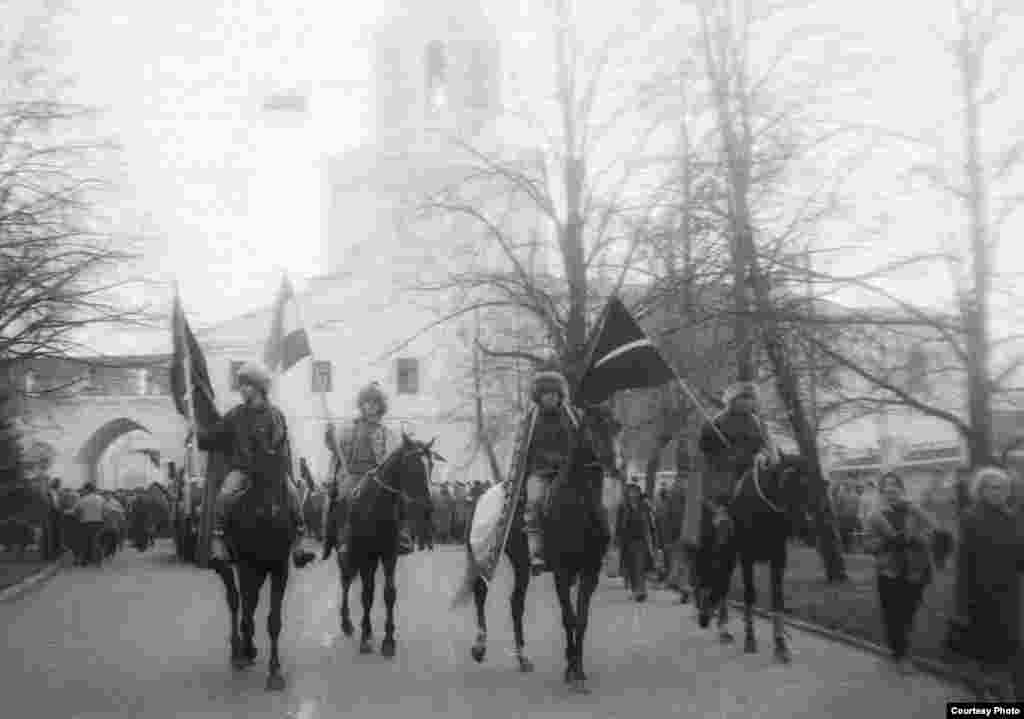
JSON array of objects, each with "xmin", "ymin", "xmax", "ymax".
[
  {"xmin": 335, "ymin": 433, "xmax": 442, "ymax": 657},
  {"xmin": 202, "ymin": 450, "xmax": 312, "ymax": 691},
  {"xmin": 467, "ymin": 403, "xmax": 621, "ymax": 694},
  {"xmin": 694, "ymin": 453, "xmax": 813, "ymax": 663}
]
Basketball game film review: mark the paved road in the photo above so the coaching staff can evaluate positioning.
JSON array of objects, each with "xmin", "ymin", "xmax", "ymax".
[{"xmin": 3, "ymin": 541, "xmax": 966, "ymax": 718}]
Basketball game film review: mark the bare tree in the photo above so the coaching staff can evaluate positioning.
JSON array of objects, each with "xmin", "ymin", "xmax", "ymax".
[
  {"xmin": 414, "ymin": 0, "xmax": 674, "ymax": 391},
  {"xmin": 0, "ymin": 4, "xmax": 150, "ymax": 391}
]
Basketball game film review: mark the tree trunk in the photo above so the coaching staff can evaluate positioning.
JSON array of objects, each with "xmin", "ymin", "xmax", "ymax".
[
  {"xmin": 548, "ymin": 0, "xmax": 590, "ymax": 395},
  {"xmin": 949, "ymin": 5, "xmax": 996, "ymax": 646}
]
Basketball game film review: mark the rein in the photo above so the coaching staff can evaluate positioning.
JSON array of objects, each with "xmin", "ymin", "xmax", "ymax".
[{"xmin": 733, "ymin": 460, "xmax": 784, "ymax": 515}]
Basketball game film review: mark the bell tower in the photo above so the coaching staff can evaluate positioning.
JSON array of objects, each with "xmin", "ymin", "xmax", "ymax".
[{"xmin": 371, "ymin": 1, "xmax": 501, "ymax": 148}]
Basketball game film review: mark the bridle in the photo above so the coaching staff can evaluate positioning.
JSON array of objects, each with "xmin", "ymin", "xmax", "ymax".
[{"xmin": 359, "ymin": 442, "xmax": 437, "ymax": 508}]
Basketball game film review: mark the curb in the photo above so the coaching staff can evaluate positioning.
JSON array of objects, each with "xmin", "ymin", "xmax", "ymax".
[
  {"xmin": 725, "ymin": 599, "xmax": 987, "ymax": 699},
  {"xmin": 0, "ymin": 553, "xmax": 69, "ymax": 604}
]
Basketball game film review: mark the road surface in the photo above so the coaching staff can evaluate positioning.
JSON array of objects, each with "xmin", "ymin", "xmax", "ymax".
[{"xmin": 2, "ymin": 541, "xmax": 966, "ymax": 718}]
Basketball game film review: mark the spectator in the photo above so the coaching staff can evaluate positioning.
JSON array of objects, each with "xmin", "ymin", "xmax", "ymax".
[
  {"xmin": 73, "ymin": 483, "xmax": 106, "ymax": 566},
  {"xmin": 864, "ymin": 472, "xmax": 940, "ymax": 675},
  {"xmin": 616, "ymin": 483, "xmax": 659, "ymax": 602},
  {"xmin": 960, "ymin": 466, "xmax": 1023, "ymax": 700}
]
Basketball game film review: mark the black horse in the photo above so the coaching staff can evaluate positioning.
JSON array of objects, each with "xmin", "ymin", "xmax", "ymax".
[
  {"xmin": 694, "ymin": 453, "xmax": 814, "ymax": 663},
  {"xmin": 335, "ymin": 434, "xmax": 442, "ymax": 657},
  {"xmin": 467, "ymin": 403, "xmax": 621, "ymax": 694},
  {"xmin": 202, "ymin": 449, "xmax": 311, "ymax": 692}
]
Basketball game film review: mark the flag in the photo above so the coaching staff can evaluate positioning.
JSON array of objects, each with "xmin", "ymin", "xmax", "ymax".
[
  {"xmin": 575, "ymin": 296, "xmax": 677, "ymax": 405},
  {"xmin": 264, "ymin": 275, "xmax": 312, "ymax": 373},
  {"xmin": 170, "ymin": 292, "xmax": 220, "ymax": 431}
]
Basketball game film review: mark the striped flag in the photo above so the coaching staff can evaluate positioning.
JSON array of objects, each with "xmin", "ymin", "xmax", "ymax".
[
  {"xmin": 264, "ymin": 275, "xmax": 312, "ymax": 373},
  {"xmin": 575, "ymin": 296, "xmax": 676, "ymax": 405}
]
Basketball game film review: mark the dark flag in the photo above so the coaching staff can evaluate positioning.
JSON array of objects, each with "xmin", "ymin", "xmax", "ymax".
[
  {"xmin": 170, "ymin": 292, "xmax": 221, "ymax": 432},
  {"xmin": 575, "ymin": 296, "xmax": 677, "ymax": 405}
]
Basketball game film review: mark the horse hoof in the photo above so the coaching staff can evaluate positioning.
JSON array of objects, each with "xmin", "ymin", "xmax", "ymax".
[
  {"xmin": 340, "ymin": 618, "xmax": 354, "ymax": 637},
  {"xmin": 470, "ymin": 645, "xmax": 486, "ymax": 663},
  {"xmin": 231, "ymin": 656, "xmax": 249, "ymax": 671},
  {"xmin": 718, "ymin": 630, "xmax": 734, "ymax": 644},
  {"xmin": 698, "ymin": 611, "xmax": 711, "ymax": 629},
  {"xmin": 265, "ymin": 673, "xmax": 286, "ymax": 692},
  {"xmin": 381, "ymin": 639, "xmax": 396, "ymax": 658},
  {"xmin": 744, "ymin": 636, "xmax": 757, "ymax": 653},
  {"xmin": 563, "ymin": 667, "xmax": 573, "ymax": 684},
  {"xmin": 517, "ymin": 657, "xmax": 534, "ymax": 673},
  {"xmin": 359, "ymin": 639, "xmax": 373, "ymax": 655},
  {"xmin": 774, "ymin": 645, "xmax": 792, "ymax": 664},
  {"xmin": 571, "ymin": 678, "xmax": 591, "ymax": 695},
  {"xmin": 245, "ymin": 646, "xmax": 258, "ymax": 662}
]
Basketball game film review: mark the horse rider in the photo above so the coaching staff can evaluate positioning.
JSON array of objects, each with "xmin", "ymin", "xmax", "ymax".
[
  {"xmin": 697, "ymin": 381, "xmax": 779, "ymax": 540},
  {"xmin": 520, "ymin": 365, "xmax": 581, "ymax": 576},
  {"xmin": 322, "ymin": 381, "xmax": 414, "ymax": 560},
  {"xmin": 205, "ymin": 361, "xmax": 315, "ymax": 568}
]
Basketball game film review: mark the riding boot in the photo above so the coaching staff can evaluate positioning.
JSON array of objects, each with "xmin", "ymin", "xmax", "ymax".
[
  {"xmin": 289, "ymin": 489, "xmax": 316, "ymax": 568},
  {"xmin": 396, "ymin": 497, "xmax": 414, "ymax": 556}
]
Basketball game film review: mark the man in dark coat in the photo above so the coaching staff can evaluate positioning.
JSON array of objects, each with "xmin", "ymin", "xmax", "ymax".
[
  {"xmin": 617, "ymin": 483, "xmax": 659, "ymax": 601},
  {"xmin": 203, "ymin": 361, "xmax": 313, "ymax": 568},
  {"xmin": 521, "ymin": 368, "xmax": 577, "ymax": 574},
  {"xmin": 697, "ymin": 381, "xmax": 778, "ymax": 539}
]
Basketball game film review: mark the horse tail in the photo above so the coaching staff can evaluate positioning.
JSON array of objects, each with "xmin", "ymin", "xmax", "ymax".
[{"xmin": 450, "ymin": 504, "xmax": 482, "ymax": 609}]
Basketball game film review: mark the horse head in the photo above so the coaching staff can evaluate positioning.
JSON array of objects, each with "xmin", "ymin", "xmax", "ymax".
[
  {"xmin": 381, "ymin": 434, "xmax": 444, "ymax": 508},
  {"xmin": 769, "ymin": 453, "xmax": 818, "ymax": 521}
]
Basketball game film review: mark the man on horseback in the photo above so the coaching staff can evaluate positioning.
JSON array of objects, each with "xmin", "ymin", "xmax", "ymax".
[
  {"xmin": 521, "ymin": 366, "xmax": 578, "ymax": 575},
  {"xmin": 206, "ymin": 361, "xmax": 315, "ymax": 567},
  {"xmin": 322, "ymin": 381, "xmax": 414, "ymax": 560},
  {"xmin": 698, "ymin": 381, "xmax": 779, "ymax": 540}
]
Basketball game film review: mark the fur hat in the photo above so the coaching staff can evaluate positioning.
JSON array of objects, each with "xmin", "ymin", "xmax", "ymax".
[
  {"xmin": 723, "ymin": 381, "xmax": 759, "ymax": 407},
  {"xmin": 531, "ymin": 370, "xmax": 569, "ymax": 403},
  {"xmin": 970, "ymin": 466, "xmax": 1012, "ymax": 503},
  {"xmin": 237, "ymin": 361, "xmax": 272, "ymax": 394},
  {"xmin": 357, "ymin": 382, "xmax": 388, "ymax": 415}
]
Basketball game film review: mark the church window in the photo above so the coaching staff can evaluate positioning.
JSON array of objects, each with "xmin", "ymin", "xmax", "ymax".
[
  {"xmin": 425, "ymin": 40, "xmax": 448, "ymax": 112},
  {"xmin": 312, "ymin": 360, "xmax": 332, "ymax": 393},
  {"xmin": 396, "ymin": 357, "xmax": 420, "ymax": 395}
]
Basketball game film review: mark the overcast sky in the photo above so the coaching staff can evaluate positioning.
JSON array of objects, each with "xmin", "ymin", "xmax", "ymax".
[{"xmin": 37, "ymin": 0, "xmax": 1023, "ymax": 357}]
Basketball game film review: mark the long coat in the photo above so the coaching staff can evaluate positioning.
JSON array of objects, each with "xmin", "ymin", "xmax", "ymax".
[
  {"xmin": 616, "ymin": 500, "xmax": 658, "ymax": 573},
  {"xmin": 960, "ymin": 502, "xmax": 1024, "ymax": 664}
]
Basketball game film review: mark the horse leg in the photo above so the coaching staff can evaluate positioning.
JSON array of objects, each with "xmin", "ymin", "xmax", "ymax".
[
  {"xmin": 571, "ymin": 570, "xmax": 599, "ymax": 694},
  {"xmin": 265, "ymin": 561, "xmax": 289, "ymax": 691},
  {"xmin": 471, "ymin": 575, "xmax": 488, "ymax": 663},
  {"xmin": 338, "ymin": 553, "xmax": 355, "ymax": 637},
  {"xmin": 771, "ymin": 553, "xmax": 791, "ymax": 663},
  {"xmin": 380, "ymin": 555, "xmax": 397, "ymax": 658},
  {"xmin": 358, "ymin": 557, "xmax": 376, "ymax": 655},
  {"xmin": 553, "ymin": 570, "xmax": 580, "ymax": 690},
  {"xmin": 509, "ymin": 535, "xmax": 533, "ymax": 672},
  {"xmin": 216, "ymin": 563, "xmax": 245, "ymax": 669},
  {"xmin": 238, "ymin": 564, "xmax": 261, "ymax": 666},
  {"xmin": 741, "ymin": 554, "xmax": 757, "ymax": 653},
  {"xmin": 716, "ymin": 540, "xmax": 736, "ymax": 644}
]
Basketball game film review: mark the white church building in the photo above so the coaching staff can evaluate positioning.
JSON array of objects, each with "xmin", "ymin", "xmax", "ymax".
[{"xmin": 192, "ymin": 1, "xmax": 530, "ymax": 486}]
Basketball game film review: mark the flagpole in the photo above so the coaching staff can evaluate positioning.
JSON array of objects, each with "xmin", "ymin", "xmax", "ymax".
[{"xmin": 277, "ymin": 273, "xmax": 351, "ymax": 493}]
